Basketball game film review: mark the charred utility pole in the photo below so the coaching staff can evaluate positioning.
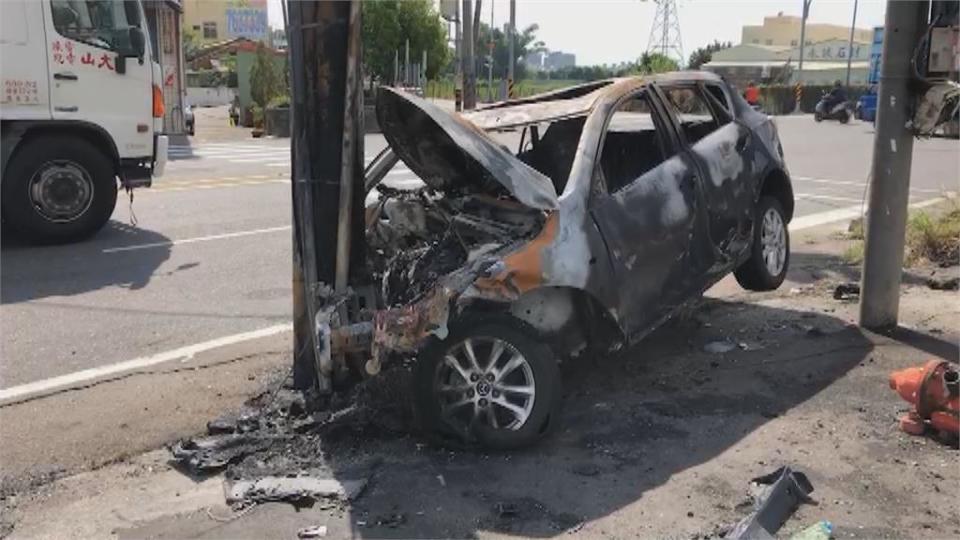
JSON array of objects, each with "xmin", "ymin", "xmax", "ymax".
[
  {"xmin": 858, "ymin": 0, "xmax": 930, "ymax": 329},
  {"xmin": 288, "ymin": 0, "xmax": 365, "ymax": 390},
  {"xmin": 462, "ymin": 0, "xmax": 477, "ymax": 109}
]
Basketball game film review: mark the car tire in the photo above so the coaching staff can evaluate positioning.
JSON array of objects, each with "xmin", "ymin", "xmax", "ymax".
[
  {"xmin": 814, "ymin": 112, "xmax": 823, "ymax": 122},
  {"xmin": 413, "ymin": 313, "xmax": 562, "ymax": 450},
  {"xmin": 1, "ymin": 136, "xmax": 117, "ymax": 244},
  {"xmin": 734, "ymin": 196, "xmax": 790, "ymax": 292},
  {"xmin": 839, "ymin": 111, "xmax": 850, "ymax": 124}
]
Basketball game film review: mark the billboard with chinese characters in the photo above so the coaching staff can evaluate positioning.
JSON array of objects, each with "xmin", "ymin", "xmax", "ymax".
[{"xmin": 226, "ymin": 0, "xmax": 268, "ymax": 41}]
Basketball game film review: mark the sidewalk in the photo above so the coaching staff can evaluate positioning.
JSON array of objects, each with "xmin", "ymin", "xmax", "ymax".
[{"xmin": 3, "ymin": 218, "xmax": 957, "ymax": 539}]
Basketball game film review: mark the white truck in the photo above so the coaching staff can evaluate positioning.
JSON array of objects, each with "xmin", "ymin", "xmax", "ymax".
[{"xmin": 1, "ymin": 0, "xmax": 167, "ymax": 244}]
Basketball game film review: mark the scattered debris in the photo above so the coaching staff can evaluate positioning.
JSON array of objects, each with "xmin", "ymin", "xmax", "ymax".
[
  {"xmin": 804, "ymin": 325, "xmax": 826, "ymax": 338},
  {"xmin": 833, "ymin": 283, "xmax": 860, "ymax": 301},
  {"xmin": 729, "ymin": 466, "xmax": 815, "ymax": 540},
  {"xmin": 889, "ymin": 360, "xmax": 959, "ymax": 440},
  {"xmin": 704, "ymin": 340, "xmax": 736, "ymax": 354},
  {"xmin": 171, "ymin": 433, "xmax": 288, "ymax": 474},
  {"xmin": 572, "ymin": 463, "xmax": 601, "ymax": 477},
  {"xmin": 495, "ymin": 501, "xmax": 520, "ymax": 518},
  {"xmin": 927, "ymin": 276, "xmax": 959, "ymax": 291},
  {"xmin": 297, "ymin": 525, "xmax": 328, "ymax": 538},
  {"xmin": 225, "ymin": 475, "xmax": 368, "ymax": 505},
  {"xmin": 789, "ymin": 520, "xmax": 834, "ymax": 540},
  {"xmin": 436, "ymin": 474, "xmax": 446, "ymax": 487},
  {"xmin": 374, "ymin": 512, "xmax": 407, "ymax": 528}
]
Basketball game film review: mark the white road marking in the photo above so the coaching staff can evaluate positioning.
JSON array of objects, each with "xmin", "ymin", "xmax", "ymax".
[
  {"xmin": 102, "ymin": 226, "xmax": 291, "ymax": 253},
  {"xmin": 0, "ymin": 324, "xmax": 293, "ymax": 406},
  {"xmin": 793, "ymin": 175, "xmax": 948, "ymax": 195},
  {"xmin": 796, "ymin": 193, "xmax": 866, "ymax": 203},
  {"xmin": 790, "ymin": 196, "xmax": 947, "ymax": 231}
]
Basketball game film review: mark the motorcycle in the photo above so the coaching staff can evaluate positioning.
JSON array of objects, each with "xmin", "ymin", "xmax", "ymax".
[{"xmin": 814, "ymin": 93, "xmax": 852, "ymax": 124}]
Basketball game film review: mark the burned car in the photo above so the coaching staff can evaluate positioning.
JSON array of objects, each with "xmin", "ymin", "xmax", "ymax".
[{"xmin": 327, "ymin": 72, "xmax": 794, "ymax": 449}]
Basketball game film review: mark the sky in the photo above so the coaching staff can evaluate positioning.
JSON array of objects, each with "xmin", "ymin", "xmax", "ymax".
[{"xmin": 267, "ymin": 0, "xmax": 887, "ymax": 66}]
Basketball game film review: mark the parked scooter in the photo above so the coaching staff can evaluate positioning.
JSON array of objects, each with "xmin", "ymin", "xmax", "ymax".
[{"xmin": 814, "ymin": 92, "xmax": 852, "ymax": 124}]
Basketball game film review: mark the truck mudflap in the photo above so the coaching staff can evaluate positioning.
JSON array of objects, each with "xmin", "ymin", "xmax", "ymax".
[{"xmin": 153, "ymin": 134, "xmax": 169, "ymax": 177}]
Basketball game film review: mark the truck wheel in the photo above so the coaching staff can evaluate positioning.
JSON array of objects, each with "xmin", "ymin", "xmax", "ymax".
[
  {"xmin": 414, "ymin": 314, "xmax": 562, "ymax": 450},
  {"xmin": 1, "ymin": 136, "xmax": 118, "ymax": 244},
  {"xmin": 735, "ymin": 196, "xmax": 790, "ymax": 291}
]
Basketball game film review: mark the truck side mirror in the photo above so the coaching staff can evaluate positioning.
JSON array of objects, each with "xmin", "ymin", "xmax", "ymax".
[{"xmin": 128, "ymin": 27, "xmax": 146, "ymax": 62}]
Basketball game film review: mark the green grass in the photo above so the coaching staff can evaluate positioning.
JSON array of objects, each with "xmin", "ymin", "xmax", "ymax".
[
  {"xmin": 906, "ymin": 201, "xmax": 960, "ymax": 266},
  {"xmin": 841, "ymin": 199, "xmax": 960, "ymax": 267}
]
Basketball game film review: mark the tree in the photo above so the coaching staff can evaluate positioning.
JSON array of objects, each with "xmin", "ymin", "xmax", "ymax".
[
  {"xmin": 249, "ymin": 42, "xmax": 281, "ymax": 109},
  {"xmin": 476, "ymin": 22, "xmax": 545, "ymax": 80},
  {"xmin": 362, "ymin": 0, "xmax": 450, "ymax": 83},
  {"xmin": 182, "ymin": 27, "xmax": 202, "ymax": 60},
  {"xmin": 687, "ymin": 40, "xmax": 732, "ymax": 70},
  {"xmin": 634, "ymin": 52, "xmax": 679, "ymax": 75}
]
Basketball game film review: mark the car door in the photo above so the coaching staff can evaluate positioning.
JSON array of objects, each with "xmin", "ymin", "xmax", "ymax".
[
  {"xmin": 43, "ymin": 0, "xmax": 154, "ymax": 158},
  {"xmin": 657, "ymin": 83, "xmax": 756, "ymax": 268},
  {"xmin": 588, "ymin": 89, "xmax": 713, "ymax": 340}
]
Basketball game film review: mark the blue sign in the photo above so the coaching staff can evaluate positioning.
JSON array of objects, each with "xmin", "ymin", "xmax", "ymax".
[
  {"xmin": 226, "ymin": 8, "xmax": 267, "ymax": 40},
  {"xmin": 868, "ymin": 26, "xmax": 884, "ymax": 85}
]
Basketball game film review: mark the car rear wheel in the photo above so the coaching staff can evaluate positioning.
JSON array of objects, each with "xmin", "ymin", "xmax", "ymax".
[
  {"xmin": 1, "ymin": 136, "xmax": 117, "ymax": 244},
  {"xmin": 414, "ymin": 314, "xmax": 562, "ymax": 450},
  {"xmin": 735, "ymin": 196, "xmax": 790, "ymax": 291}
]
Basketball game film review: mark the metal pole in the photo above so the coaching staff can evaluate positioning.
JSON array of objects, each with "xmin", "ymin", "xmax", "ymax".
[
  {"xmin": 393, "ymin": 49, "xmax": 398, "ymax": 86},
  {"xmin": 488, "ymin": 0, "xmax": 494, "ymax": 101},
  {"xmin": 858, "ymin": 0, "xmax": 929, "ymax": 330},
  {"xmin": 404, "ymin": 39, "xmax": 410, "ymax": 86},
  {"xmin": 462, "ymin": 0, "xmax": 476, "ymax": 109},
  {"xmin": 794, "ymin": 0, "xmax": 812, "ymax": 113},
  {"xmin": 455, "ymin": 0, "xmax": 462, "ymax": 111},
  {"xmin": 508, "ymin": 0, "xmax": 515, "ymax": 97},
  {"xmin": 845, "ymin": 0, "xmax": 859, "ymax": 87},
  {"xmin": 422, "ymin": 49, "xmax": 427, "ymax": 90}
]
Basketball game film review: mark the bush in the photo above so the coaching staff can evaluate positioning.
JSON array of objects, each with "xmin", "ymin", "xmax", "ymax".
[{"xmin": 906, "ymin": 202, "xmax": 960, "ymax": 266}]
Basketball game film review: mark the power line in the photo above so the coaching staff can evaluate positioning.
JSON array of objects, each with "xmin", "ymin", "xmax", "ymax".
[{"xmin": 645, "ymin": 0, "xmax": 684, "ymax": 65}]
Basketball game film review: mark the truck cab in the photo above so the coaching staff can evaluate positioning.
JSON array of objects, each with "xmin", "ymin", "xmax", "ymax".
[{"xmin": 1, "ymin": 0, "xmax": 167, "ymax": 244}]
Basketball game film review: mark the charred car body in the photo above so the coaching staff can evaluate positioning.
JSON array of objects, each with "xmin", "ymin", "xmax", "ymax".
[{"xmin": 323, "ymin": 72, "xmax": 794, "ymax": 449}]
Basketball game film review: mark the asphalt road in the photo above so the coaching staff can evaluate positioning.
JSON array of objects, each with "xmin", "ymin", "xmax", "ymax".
[{"xmin": 2, "ymin": 108, "xmax": 958, "ymax": 389}]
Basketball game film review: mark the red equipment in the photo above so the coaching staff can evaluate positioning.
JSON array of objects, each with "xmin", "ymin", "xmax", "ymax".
[{"xmin": 889, "ymin": 360, "xmax": 959, "ymax": 437}]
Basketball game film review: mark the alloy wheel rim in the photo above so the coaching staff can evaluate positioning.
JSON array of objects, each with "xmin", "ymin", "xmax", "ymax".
[
  {"xmin": 760, "ymin": 207, "xmax": 786, "ymax": 276},
  {"xmin": 434, "ymin": 336, "xmax": 536, "ymax": 432}
]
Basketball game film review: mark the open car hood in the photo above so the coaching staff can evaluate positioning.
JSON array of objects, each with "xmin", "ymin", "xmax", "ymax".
[{"xmin": 376, "ymin": 88, "xmax": 559, "ymax": 211}]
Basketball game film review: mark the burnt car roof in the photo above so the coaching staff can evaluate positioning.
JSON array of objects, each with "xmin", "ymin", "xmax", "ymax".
[{"xmin": 465, "ymin": 71, "xmax": 730, "ymax": 131}]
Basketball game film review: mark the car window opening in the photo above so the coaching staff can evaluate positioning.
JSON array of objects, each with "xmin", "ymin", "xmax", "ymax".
[
  {"xmin": 517, "ymin": 116, "xmax": 586, "ymax": 196},
  {"xmin": 598, "ymin": 93, "xmax": 670, "ymax": 193}
]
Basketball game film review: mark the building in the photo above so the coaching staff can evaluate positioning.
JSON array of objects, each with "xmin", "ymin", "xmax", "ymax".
[
  {"xmin": 545, "ymin": 51, "xmax": 576, "ymax": 71},
  {"xmin": 183, "ymin": 0, "xmax": 268, "ymax": 43},
  {"xmin": 524, "ymin": 50, "xmax": 577, "ymax": 72},
  {"xmin": 144, "ymin": 0, "xmax": 187, "ymax": 135},
  {"xmin": 702, "ymin": 13, "xmax": 875, "ymax": 88},
  {"xmin": 742, "ymin": 12, "xmax": 873, "ymax": 47}
]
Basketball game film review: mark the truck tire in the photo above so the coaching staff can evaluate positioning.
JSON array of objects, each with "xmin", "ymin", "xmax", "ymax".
[{"xmin": 1, "ymin": 136, "xmax": 118, "ymax": 244}]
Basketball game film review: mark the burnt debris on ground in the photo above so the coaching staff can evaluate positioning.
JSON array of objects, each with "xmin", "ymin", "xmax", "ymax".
[{"xmin": 170, "ymin": 368, "xmax": 416, "ymax": 507}]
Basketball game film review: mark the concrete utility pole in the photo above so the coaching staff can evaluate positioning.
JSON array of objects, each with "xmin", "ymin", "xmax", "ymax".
[
  {"xmin": 462, "ymin": 0, "xmax": 476, "ymax": 109},
  {"xmin": 794, "ymin": 0, "xmax": 812, "ymax": 113},
  {"xmin": 858, "ymin": 0, "xmax": 930, "ymax": 330},
  {"xmin": 845, "ymin": 0, "xmax": 858, "ymax": 87},
  {"xmin": 507, "ymin": 0, "xmax": 515, "ymax": 96},
  {"xmin": 287, "ymin": 0, "xmax": 364, "ymax": 390}
]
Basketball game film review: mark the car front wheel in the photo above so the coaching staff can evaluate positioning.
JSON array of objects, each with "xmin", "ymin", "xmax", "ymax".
[
  {"xmin": 414, "ymin": 314, "xmax": 562, "ymax": 449},
  {"xmin": 734, "ymin": 196, "xmax": 790, "ymax": 291}
]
